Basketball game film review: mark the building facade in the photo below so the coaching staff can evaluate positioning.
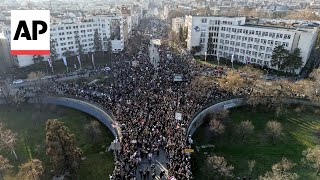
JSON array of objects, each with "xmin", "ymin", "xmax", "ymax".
[
  {"xmin": 185, "ymin": 15, "xmax": 318, "ymax": 72},
  {"xmin": 2, "ymin": 14, "xmax": 125, "ymax": 67},
  {"xmin": 50, "ymin": 14, "xmax": 124, "ymax": 59}
]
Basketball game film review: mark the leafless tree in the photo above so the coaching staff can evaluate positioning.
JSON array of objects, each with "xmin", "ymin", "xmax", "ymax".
[
  {"xmin": 248, "ymin": 160, "xmax": 256, "ymax": 176},
  {"xmin": 265, "ymin": 121, "xmax": 283, "ymax": 143},
  {"xmin": 209, "ymin": 119, "xmax": 225, "ymax": 136},
  {"xmin": 236, "ymin": 120, "xmax": 255, "ymax": 141},
  {"xmin": 259, "ymin": 157, "xmax": 298, "ymax": 180},
  {"xmin": 208, "ymin": 109, "xmax": 229, "ymax": 136},
  {"xmin": 0, "ymin": 155, "xmax": 13, "ymax": 180},
  {"xmin": 190, "ymin": 75, "xmax": 216, "ymax": 97},
  {"xmin": 1, "ymin": 85, "xmax": 26, "ymax": 109},
  {"xmin": 84, "ymin": 120, "xmax": 102, "ymax": 143},
  {"xmin": 218, "ymin": 70, "xmax": 246, "ymax": 93},
  {"xmin": 302, "ymin": 145, "xmax": 320, "ymax": 176},
  {"xmin": 17, "ymin": 159, "xmax": 44, "ymax": 180},
  {"xmin": 0, "ymin": 123, "xmax": 18, "ymax": 159},
  {"xmin": 303, "ymin": 68, "xmax": 320, "ymax": 102},
  {"xmin": 286, "ymin": 9, "xmax": 320, "ymax": 21},
  {"xmin": 207, "ymin": 155, "xmax": 234, "ymax": 178}
]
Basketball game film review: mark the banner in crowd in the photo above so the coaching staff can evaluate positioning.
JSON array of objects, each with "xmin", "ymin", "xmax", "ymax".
[
  {"xmin": 175, "ymin": 112, "xmax": 182, "ymax": 121},
  {"xmin": 91, "ymin": 53, "xmax": 96, "ymax": 69},
  {"xmin": 62, "ymin": 56, "xmax": 67, "ymax": 66},
  {"xmin": 173, "ymin": 74, "xmax": 183, "ymax": 82},
  {"xmin": 77, "ymin": 55, "xmax": 82, "ymax": 69}
]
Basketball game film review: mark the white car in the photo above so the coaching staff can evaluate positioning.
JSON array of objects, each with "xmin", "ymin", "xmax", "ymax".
[{"xmin": 13, "ymin": 79, "xmax": 24, "ymax": 84}]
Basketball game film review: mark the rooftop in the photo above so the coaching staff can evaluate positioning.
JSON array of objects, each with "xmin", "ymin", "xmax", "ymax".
[{"xmin": 242, "ymin": 24, "xmax": 317, "ymax": 32}]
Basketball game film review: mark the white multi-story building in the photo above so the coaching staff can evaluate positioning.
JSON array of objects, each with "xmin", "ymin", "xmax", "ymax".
[
  {"xmin": 2, "ymin": 14, "xmax": 125, "ymax": 67},
  {"xmin": 172, "ymin": 17, "xmax": 185, "ymax": 33},
  {"xmin": 185, "ymin": 15, "xmax": 318, "ymax": 72}
]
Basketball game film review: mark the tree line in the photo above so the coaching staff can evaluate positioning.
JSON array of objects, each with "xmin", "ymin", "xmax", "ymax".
[
  {"xmin": 0, "ymin": 119, "xmax": 103, "ymax": 179},
  {"xmin": 203, "ymin": 108, "xmax": 320, "ymax": 179}
]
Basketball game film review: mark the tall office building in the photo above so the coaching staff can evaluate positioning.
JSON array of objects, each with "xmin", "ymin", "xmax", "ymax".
[{"xmin": 185, "ymin": 15, "xmax": 318, "ymax": 72}]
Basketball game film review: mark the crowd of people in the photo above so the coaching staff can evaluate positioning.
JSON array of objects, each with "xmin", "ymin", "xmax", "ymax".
[{"xmin": 44, "ymin": 36, "xmax": 239, "ymax": 179}]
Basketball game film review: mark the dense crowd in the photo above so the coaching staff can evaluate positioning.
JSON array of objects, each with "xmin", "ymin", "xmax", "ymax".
[{"xmin": 44, "ymin": 37, "xmax": 239, "ymax": 179}]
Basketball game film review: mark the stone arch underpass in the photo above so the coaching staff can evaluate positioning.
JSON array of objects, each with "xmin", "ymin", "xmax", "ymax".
[
  {"xmin": 186, "ymin": 97, "xmax": 320, "ymax": 141},
  {"xmin": 27, "ymin": 95, "xmax": 122, "ymax": 141}
]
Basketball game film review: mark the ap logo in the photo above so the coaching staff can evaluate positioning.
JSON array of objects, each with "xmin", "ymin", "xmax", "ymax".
[{"xmin": 11, "ymin": 10, "xmax": 50, "ymax": 55}]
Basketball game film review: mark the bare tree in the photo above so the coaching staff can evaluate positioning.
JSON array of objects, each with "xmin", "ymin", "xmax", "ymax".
[
  {"xmin": 302, "ymin": 145, "xmax": 320, "ymax": 176},
  {"xmin": 0, "ymin": 123, "xmax": 18, "ymax": 159},
  {"xmin": 207, "ymin": 155, "xmax": 234, "ymax": 178},
  {"xmin": 303, "ymin": 68, "xmax": 320, "ymax": 102},
  {"xmin": 27, "ymin": 71, "xmax": 46, "ymax": 100},
  {"xmin": 207, "ymin": 109, "xmax": 229, "ymax": 137},
  {"xmin": 218, "ymin": 70, "xmax": 246, "ymax": 93},
  {"xmin": 237, "ymin": 120, "xmax": 255, "ymax": 141},
  {"xmin": 27, "ymin": 71, "xmax": 45, "ymax": 80},
  {"xmin": 84, "ymin": 120, "xmax": 102, "ymax": 143},
  {"xmin": 17, "ymin": 159, "xmax": 44, "ymax": 180},
  {"xmin": 1, "ymin": 85, "xmax": 26, "ymax": 109},
  {"xmin": 209, "ymin": 119, "xmax": 225, "ymax": 136},
  {"xmin": 285, "ymin": 9, "xmax": 320, "ymax": 21},
  {"xmin": 248, "ymin": 160, "xmax": 256, "ymax": 176},
  {"xmin": 0, "ymin": 155, "xmax": 13, "ymax": 180},
  {"xmin": 259, "ymin": 157, "xmax": 298, "ymax": 180},
  {"xmin": 265, "ymin": 121, "xmax": 283, "ymax": 143},
  {"xmin": 248, "ymin": 79, "xmax": 296, "ymax": 116}
]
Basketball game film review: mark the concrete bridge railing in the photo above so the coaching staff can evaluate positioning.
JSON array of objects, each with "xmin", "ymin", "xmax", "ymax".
[
  {"xmin": 187, "ymin": 97, "xmax": 320, "ymax": 140},
  {"xmin": 187, "ymin": 98, "xmax": 245, "ymax": 139},
  {"xmin": 27, "ymin": 95, "xmax": 122, "ymax": 141}
]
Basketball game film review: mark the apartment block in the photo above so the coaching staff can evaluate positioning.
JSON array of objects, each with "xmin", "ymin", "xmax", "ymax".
[
  {"xmin": 185, "ymin": 15, "xmax": 318, "ymax": 72},
  {"xmin": 2, "ymin": 14, "xmax": 125, "ymax": 67}
]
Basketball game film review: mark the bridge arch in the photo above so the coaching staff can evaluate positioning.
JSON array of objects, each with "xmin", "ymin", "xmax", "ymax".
[
  {"xmin": 187, "ymin": 97, "xmax": 320, "ymax": 141},
  {"xmin": 28, "ymin": 95, "xmax": 122, "ymax": 141}
]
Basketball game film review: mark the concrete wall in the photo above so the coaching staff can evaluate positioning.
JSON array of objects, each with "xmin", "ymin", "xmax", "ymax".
[
  {"xmin": 28, "ymin": 96, "xmax": 122, "ymax": 141},
  {"xmin": 0, "ymin": 96, "xmax": 121, "ymax": 140},
  {"xmin": 187, "ymin": 98, "xmax": 245, "ymax": 138},
  {"xmin": 187, "ymin": 97, "xmax": 320, "ymax": 141}
]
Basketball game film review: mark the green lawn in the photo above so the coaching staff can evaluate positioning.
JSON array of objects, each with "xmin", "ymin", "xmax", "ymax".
[
  {"xmin": 192, "ymin": 105, "xmax": 320, "ymax": 179},
  {"xmin": 0, "ymin": 104, "xmax": 114, "ymax": 179}
]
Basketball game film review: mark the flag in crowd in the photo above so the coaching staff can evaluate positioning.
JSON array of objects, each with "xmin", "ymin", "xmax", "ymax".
[
  {"xmin": 92, "ymin": 53, "xmax": 96, "ymax": 69},
  {"xmin": 47, "ymin": 58, "xmax": 52, "ymax": 67},
  {"xmin": 77, "ymin": 55, "xmax": 82, "ymax": 69}
]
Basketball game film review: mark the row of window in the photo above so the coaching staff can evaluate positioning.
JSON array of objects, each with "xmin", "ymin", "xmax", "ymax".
[
  {"xmin": 60, "ymin": 46, "xmax": 95, "ymax": 52},
  {"xmin": 218, "ymin": 51, "xmax": 270, "ymax": 66},
  {"xmin": 53, "ymin": 23, "xmax": 102, "ymax": 31},
  {"xmin": 218, "ymin": 46, "xmax": 272, "ymax": 58},
  {"xmin": 220, "ymin": 34, "xmax": 290, "ymax": 47},
  {"xmin": 220, "ymin": 27, "xmax": 292, "ymax": 40}
]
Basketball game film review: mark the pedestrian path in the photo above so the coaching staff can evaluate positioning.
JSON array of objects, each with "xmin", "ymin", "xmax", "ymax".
[{"xmin": 136, "ymin": 148, "xmax": 168, "ymax": 180}]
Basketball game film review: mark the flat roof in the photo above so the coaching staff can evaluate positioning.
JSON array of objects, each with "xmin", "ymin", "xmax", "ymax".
[{"xmin": 242, "ymin": 24, "xmax": 316, "ymax": 32}]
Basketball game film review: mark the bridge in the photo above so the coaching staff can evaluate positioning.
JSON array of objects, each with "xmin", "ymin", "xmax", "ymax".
[
  {"xmin": 26, "ymin": 95, "xmax": 122, "ymax": 141},
  {"xmin": 187, "ymin": 97, "xmax": 320, "ymax": 141}
]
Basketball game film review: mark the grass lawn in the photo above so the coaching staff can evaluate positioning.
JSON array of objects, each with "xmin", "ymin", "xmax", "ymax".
[
  {"xmin": 0, "ymin": 104, "xmax": 114, "ymax": 180},
  {"xmin": 192, "ymin": 105, "xmax": 320, "ymax": 179}
]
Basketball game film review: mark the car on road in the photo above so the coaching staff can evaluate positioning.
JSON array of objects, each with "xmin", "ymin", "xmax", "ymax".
[{"xmin": 12, "ymin": 79, "xmax": 24, "ymax": 84}]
